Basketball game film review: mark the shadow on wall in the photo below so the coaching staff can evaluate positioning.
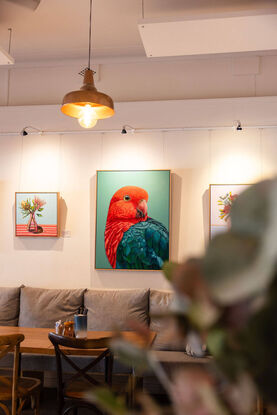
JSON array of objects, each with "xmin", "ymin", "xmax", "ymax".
[
  {"xmin": 202, "ymin": 188, "xmax": 210, "ymax": 247},
  {"xmin": 13, "ymin": 197, "xmax": 67, "ymax": 251},
  {"xmin": 90, "ymin": 174, "xmax": 97, "ymax": 278},
  {"xmin": 59, "ymin": 197, "xmax": 68, "ymax": 236},
  {"xmin": 0, "ymin": 181, "xmax": 6, "ymax": 252},
  {"xmin": 170, "ymin": 172, "xmax": 182, "ymax": 262}
]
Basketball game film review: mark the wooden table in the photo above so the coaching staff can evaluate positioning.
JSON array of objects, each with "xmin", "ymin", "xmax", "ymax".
[
  {"xmin": 0, "ymin": 326, "xmax": 156, "ymax": 356},
  {"xmin": 0, "ymin": 327, "xmax": 155, "ymax": 410}
]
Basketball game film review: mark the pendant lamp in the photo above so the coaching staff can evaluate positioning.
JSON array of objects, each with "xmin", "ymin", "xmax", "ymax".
[{"xmin": 61, "ymin": 0, "xmax": 114, "ymax": 128}]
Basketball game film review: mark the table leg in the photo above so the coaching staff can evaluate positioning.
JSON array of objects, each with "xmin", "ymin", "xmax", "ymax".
[
  {"xmin": 256, "ymin": 395, "xmax": 266, "ymax": 415},
  {"xmin": 129, "ymin": 368, "xmax": 143, "ymax": 408},
  {"xmin": 18, "ymin": 352, "xmax": 22, "ymax": 377},
  {"xmin": 105, "ymin": 352, "xmax": 113, "ymax": 386}
]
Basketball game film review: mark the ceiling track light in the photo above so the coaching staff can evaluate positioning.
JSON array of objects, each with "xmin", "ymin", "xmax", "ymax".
[
  {"xmin": 20, "ymin": 126, "xmax": 42, "ymax": 136},
  {"xmin": 61, "ymin": 0, "xmax": 114, "ymax": 129},
  {"xmin": 234, "ymin": 120, "xmax": 243, "ymax": 131},
  {"xmin": 121, "ymin": 125, "xmax": 136, "ymax": 134}
]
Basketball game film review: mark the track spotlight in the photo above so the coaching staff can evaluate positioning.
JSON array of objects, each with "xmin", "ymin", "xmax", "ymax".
[
  {"xmin": 20, "ymin": 129, "xmax": 28, "ymax": 136},
  {"xmin": 234, "ymin": 120, "xmax": 242, "ymax": 131},
  {"xmin": 121, "ymin": 125, "xmax": 135, "ymax": 134},
  {"xmin": 20, "ymin": 126, "xmax": 42, "ymax": 136}
]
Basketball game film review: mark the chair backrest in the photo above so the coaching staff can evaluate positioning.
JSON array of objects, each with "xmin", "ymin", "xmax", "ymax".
[
  {"xmin": 0, "ymin": 333, "xmax": 25, "ymax": 415},
  {"xmin": 48, "ymin": 332, "xmax": 112, "ymax": 404},
  {"xmin": 48, "ymin": 332, "xmax": 111, "ymax": 350},
  {"xmin": 0, "ymin": 334, "xmax": 24, "ymax": 360}
]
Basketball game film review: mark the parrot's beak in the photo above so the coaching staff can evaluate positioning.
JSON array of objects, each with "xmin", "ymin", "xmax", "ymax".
[{"xmin": 136, "ymin": 199, "xmax": 147, "ymax": 218}]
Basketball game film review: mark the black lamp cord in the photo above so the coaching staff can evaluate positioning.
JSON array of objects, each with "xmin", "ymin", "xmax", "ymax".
[{"xmin": 88, "ymin": 0, "xmax": 92, "ymax": 70}]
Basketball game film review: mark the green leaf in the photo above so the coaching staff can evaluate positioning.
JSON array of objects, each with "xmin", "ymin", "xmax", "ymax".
[
  {"xmin": 206, "ymin": 329, "xmax": 226, "ymax": 357},
  {"xmin": 36, "ymin": 214, "xmax": 42, "ymax": 217},
  {"xmin": 203, "ymin": 232, "xmax": 262, "ymax": 304},
  {"xmin": 111, "ymin": 339, "xmax": 149, "ymax": 374},
  {"xmin": 85, "ymin": 388, "xmax": 128, "ymax": 415},
  {"xmin": 38, "ymin": 208, "xmax": 44, "ymax": 212},
  {"xmin": 188, "ymin": 300, "xmax": 219, "ymax": 329},
  {"xmin": 111, "ymin": 339, "xmax": 172, "ymax": 391},
  {"xmin": 231, "ymin": 181, "xmax": 270, "ymax": 238},
  {"xmin": 162, "ymin": 261, "xmax": 178, "ymax": 282}
]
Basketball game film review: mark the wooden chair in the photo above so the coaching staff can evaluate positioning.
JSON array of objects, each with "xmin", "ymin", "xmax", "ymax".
[
  {"xmin": 48, "ymin": 332, "xmax": 113, "ymax": 415},
  {"xmin": 0, "ymin": 333, "xmax": 41, "ymax": 415}
]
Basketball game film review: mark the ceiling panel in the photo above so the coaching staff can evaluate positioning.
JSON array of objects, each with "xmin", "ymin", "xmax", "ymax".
[
  {"xmin": 0, "ymin": 44, "xmax": 14, "ymax": 64},
  {"xmin": 139, "ymin": 14, "xmax": 277, "ymax": 57},
  {"xmin": 0, "ymin": 0, "xmax": 276, "ymax": 63}
]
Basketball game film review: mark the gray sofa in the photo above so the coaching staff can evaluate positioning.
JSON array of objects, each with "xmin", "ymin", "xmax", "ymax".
[{"xmin": 0, "ymin": 286, "xmax": 186, "ymax": 384}]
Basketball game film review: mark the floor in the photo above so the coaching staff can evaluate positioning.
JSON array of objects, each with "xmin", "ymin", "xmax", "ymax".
[
  {"xmin": 0, "ymin": 369, "xmax": 168, "ymax": 414},
  {"xmin": 21, "ymin": 386, "xmax": 170, "ymax": 415},
  {"xmin": 24, "ymin": 388, "xmax": 102, "ymax": 414}
]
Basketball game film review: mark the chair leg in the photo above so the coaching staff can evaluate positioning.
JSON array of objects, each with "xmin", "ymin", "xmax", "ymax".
[
  {"xmin": 63, "ymin": 407, "xmax": 77, "ymax": 415},
  {"xmin": 256, "ymin": 394, "xmax": 266, "ymax": 415},
  {"xmin": 57, "ymin": 401, "xmax": 64, "ymax": 415},
  {"xmin": 0, "ymin": 402, "xmax": 10, "ymax": 415},
  {"xmin": 129, "ymin": 373, "xmax": 143, "ymax": 408},
  {"xmin": 105, "ymin": 354, "xmax": 113, "ymax": 386},
  {"xmin": 17, "ymin": 398, "xmax": 26, "ymax": 415},
  {"xmin": 34, "ymin": 392, "xmax": 40, "ymax": 415}
]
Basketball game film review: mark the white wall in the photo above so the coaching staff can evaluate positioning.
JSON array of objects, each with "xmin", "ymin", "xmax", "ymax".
[{"xmin": 0, "ymin": 98, "xmax": 277, "ymax": 290}]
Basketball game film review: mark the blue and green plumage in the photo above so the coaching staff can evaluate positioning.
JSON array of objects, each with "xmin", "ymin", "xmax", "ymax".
[{"xmin": 116, "ymin": 218, "xmax": 169, "ymax": 269}]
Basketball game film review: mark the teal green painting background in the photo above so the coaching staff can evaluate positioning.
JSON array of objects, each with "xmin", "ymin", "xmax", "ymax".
[
  {"xmin": 16, "ymin": 193, "xmax": 58, "ymax": 225},
  {"xmin": 95, "ymin": 170, "xmax": 170, "ymax": 269}
]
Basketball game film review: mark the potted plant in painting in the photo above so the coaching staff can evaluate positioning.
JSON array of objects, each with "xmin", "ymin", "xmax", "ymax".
[{"xmin": 20, "ymin": 196, "xmax": 45, "ymax": 234}]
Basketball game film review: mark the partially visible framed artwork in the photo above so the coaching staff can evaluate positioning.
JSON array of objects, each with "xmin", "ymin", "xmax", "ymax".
[
  {"xmin": 209, "ymin": 184, "xmax": 249, "ymax": 239},
  {"xmin": 15, "ymin": 192, "xmax": 59, "ymax": 237},
  {"xmin": 95, "ymin": 170, "xmax": 170, "ymax": 270}
]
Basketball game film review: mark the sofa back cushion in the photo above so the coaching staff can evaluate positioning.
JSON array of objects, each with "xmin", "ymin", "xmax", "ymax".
[
  {"xmin": 150, "ymin": 289, "xmax": 185, "ymax": 351},
  {"xmin": 19, "ymin": 287, "xmax": 86, "ymax": 328},
  {"xmin": 0, "ymin": 287, "xmax": 21, "ymax": 326},
  {"xmin": 84, "ymin": 289, "xmax": 149, "ymax": 330}
]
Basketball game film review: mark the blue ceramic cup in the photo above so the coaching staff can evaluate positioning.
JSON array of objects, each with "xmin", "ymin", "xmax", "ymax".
[{"xmin": 74, "ymin": 314, "xmax": 87, "ymax": 338}]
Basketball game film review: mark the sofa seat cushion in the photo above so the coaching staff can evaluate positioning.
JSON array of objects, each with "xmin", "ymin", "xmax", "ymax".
[
  {"xmin": 0, "ymin": 287, "xmax": 21, "ymax": 326},
  {"xmin": 18, "ymin": 287, "xmax": 86, "ymax": 328},
  {"xmin": 150, "ymin": 290, "xmax": 185, "ymax": 351},
  {"xmin": 84, "ymin": 289, "xmax": 149, "ymax": 331}
]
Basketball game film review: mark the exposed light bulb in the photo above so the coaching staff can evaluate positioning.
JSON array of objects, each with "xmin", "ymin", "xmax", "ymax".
[{"xmin": 78, "ymin": 104, "xmax": 98, "ymax": 129}]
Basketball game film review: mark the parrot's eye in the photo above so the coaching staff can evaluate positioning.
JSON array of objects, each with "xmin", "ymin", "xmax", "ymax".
[{"xmin": 123, "ymin": 195, "xmax": 131, "ymax": 201}]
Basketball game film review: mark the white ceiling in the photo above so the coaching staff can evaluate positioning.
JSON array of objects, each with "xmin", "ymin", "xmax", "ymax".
[{"xmin": 0, "ymin": 0, "xmax": 277, "ymax": 63}]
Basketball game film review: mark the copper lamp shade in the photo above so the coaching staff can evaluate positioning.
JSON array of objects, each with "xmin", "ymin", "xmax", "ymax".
[{"xmin": 61, "ymin": 69, "xmax": 114, "ymax": 120}]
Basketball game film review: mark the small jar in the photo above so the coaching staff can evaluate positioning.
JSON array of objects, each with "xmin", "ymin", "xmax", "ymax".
[
  {"xmin": 63, "ymin": 321, "xmax": 75, "ymax": 337},
  {"xmin": 55, "ymin": 320, "xmax": 63, "ymax": 335}
]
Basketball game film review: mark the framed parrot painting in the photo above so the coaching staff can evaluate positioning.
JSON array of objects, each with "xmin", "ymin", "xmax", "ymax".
[{"xmin": 95, "ymin": 170, "xmax": 170, "ymax": 270}]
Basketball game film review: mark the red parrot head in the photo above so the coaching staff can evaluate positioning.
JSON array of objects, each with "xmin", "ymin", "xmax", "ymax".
[
  {"xmin": 107, "ymin": 186, "xmax": 148, "ymax": 221},
  {"xmin": 105, "ymin": 186, "xmax": 149, "ymax": 268}
]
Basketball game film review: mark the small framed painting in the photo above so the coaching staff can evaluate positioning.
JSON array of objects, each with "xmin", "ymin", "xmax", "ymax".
[
  {"xmin": 15, "ymin": 192, "xmax": 59, "ymax": 237},
  {"xmin": 209, "ymin": 184, "xmax": 249, "ymax": 239},
  {"xmin": 95, "ymin": 170, "xmax": 170, "ymax": 270}
]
